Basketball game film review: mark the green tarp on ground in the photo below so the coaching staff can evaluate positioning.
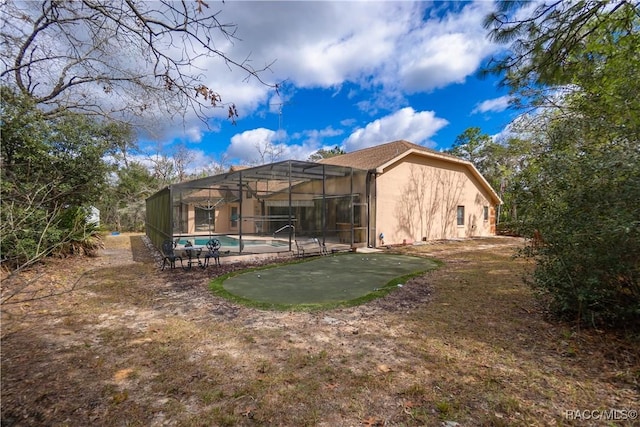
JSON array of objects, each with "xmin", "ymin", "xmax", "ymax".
[{"xmin": 223, "ymin": 253, "xmax": 438, "ymax": 305}]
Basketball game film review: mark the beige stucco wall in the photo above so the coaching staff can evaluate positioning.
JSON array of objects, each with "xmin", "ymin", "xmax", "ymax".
[
  {"xmin": 375, "ymin": 154, "xmax": 497, "ymax": 246},
  {"xmin": 182, "ymin": 197, "xmax": 261, "ymax": 235},
  {"xmin": 216, "ymin": 198, "xmax": 259, "ymax": 234}
]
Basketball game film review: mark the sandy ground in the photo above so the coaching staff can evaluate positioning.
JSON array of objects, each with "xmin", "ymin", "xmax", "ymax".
[
  {"xmin": 4, "ymin": 233, "xmax": 635, "ymax": 426},
  {"xmin": 1, "ymin": 233, "xmax": 443, "ymax": 425}
]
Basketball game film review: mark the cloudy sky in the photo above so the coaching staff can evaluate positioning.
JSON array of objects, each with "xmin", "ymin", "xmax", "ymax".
[{"xmin": 135, "ymin": 1, "xmax": 520, "ymax": 169}]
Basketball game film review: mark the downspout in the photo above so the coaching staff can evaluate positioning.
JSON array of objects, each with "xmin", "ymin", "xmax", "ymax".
[
  {"xmin": 366, "ymin": 171, "xmax": 371, "ymax": 247},
  {"xmin": 369, "ymin": 169, "xmax": 380, "ymax": 248}
]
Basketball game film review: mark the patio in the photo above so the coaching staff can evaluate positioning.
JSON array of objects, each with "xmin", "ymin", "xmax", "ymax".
[{"xmin": 146, "ymin": 160, "xmax": 372, "ymax": 256}]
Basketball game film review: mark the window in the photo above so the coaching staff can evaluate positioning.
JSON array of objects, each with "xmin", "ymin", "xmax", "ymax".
[
  {"xmin": 195, "ymin": 206, "xmax": 215, "ymax": 232},
  {"xmin": 483, "ymin": 206, "xmax": 489, "ymax": 221},
  {"xmin": 230, "ymin": 206, "xmax": 238, "ymax": 228},
  {"xmin": 335, "ymin": 196, "xmax": 361, "ymax": 226},
  {"xmin": 457, "ymin": 206, "xmax": 465, "ymax": 226}
]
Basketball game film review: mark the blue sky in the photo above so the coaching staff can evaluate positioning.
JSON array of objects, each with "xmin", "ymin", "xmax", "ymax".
[{"xmin": 136, "ymin": 1, "xmax": 521, "ymax": 170}]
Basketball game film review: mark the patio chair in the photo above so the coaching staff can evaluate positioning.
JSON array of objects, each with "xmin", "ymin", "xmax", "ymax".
[
  {"xmin": 203, "ymin": 238, "xmax": 222, "ymax": 267},
  {"xmin": 161, "ymin": 239, "xmax": 183, "ymax": 270}
]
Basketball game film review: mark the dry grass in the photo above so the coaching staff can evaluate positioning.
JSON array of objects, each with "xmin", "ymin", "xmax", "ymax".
[{"xmin": 1, "ymin": 234, "xmax": 638, "ymax": 426}]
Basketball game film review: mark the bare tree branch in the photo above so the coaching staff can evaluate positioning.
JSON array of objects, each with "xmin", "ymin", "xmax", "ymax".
[{"xmin": 1, "ymin": 0, "xmax": 278, "ymax": 125}]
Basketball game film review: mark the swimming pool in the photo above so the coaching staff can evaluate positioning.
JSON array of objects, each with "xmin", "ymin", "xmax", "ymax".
[{"xmin": 177, "ymin": 235, "xmax": 290, "ymax": 248}]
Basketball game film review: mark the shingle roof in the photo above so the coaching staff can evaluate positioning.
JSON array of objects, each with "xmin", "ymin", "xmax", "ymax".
[
  {"xmin": 319, "ymin": 140, "xmax": 502, "ymax": 205},
  {"xmin": 318, "ymin": 140, "xmax": 455, "ymax": 170}
]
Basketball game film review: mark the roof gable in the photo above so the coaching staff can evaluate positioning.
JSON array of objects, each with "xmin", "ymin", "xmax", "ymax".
[
  {"xmin": 320, "ymin": 140, "xmax": 502, "ymax": 205},
  {"xmin": 319, "ymin": 140, "xmax": 446, "ymax": 170}
]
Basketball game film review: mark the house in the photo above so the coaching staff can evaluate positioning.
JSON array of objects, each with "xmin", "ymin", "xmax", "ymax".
[
  {"xmin": 319, "ymin": 140, "xmax": 501, "ymax": 245},
  {"xmin": 145, "ymin": 140, "xmax": 501, "ymax": 253}
]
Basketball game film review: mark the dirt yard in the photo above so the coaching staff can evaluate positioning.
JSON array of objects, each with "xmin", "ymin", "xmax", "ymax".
[{"xmin": 1, "ymin": 234, "xmax": 638, "ymax": 426}]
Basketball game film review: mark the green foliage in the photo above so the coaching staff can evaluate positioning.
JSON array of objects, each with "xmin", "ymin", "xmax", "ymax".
[
  {"xmin": 447, "ymin": 127, "xmax": 492, "ymax": 165},
  {"xmin": 56, "ymin": 206, "xmax": 104, "ymax": 256},
  {"xmin": 0, "ymin": 87, "xmax": 119, "ymax": 270},
  {"xmin": 517, "ymin": 117, "xmax": 640, "ymax": 328},
  {"xmin": 484, "ymin": 0, "xmax": 638, "ymax": 107},
  {"xmin": 446, "ymin": 128, "xmax": 536, "ymax": 226},
  {"xmin": 307, "ymin": 145, "xmax": 346, "ymax": 162},
  {"xmin": 2, "ymin": 88, "xmax": 114, "ymax": 206},
  {"xmin": 97, "ymin": 162, "xmax": 159, "ymax": 232},
  {"xmin": 484, "ymin": 1, "xmax": 640, "ymax": 329}
]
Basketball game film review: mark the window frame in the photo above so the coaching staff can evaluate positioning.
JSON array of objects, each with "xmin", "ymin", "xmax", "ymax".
[
  {"xmin": 230, "ymin": 205, "xmax": 239, "ymax": 228},
  {"xmin": 456, "ymin": 205, "xmax": 465, "ymax": 226}
]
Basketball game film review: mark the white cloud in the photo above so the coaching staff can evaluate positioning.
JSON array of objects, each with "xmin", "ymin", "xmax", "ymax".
[
  {"xmin": 225, "ymin": 1, "xmax": 416, "ymax": 89},
  {"xmin": 472, "ymin": 95, "xmax": 512, "ymax": 114},
  {"xmin": 292, "ymin": 126, "xmax": 344, "ymax": 147},
  {"xmin": 388, "ymin": 1, "xmax": 499, "ymax": 93},
  {"xmin": 225, "ymin": 128, "xmax": 279, "ymax": 163},
  {"xmin": 9, "ymin": 0, "xmax": 508, "ymax": 158},
  {"xmin": 184, "ymin": 126, "xmax": 204, "ymax": 143},
  {"xmin": 225, "ymin": 128, "xmax": 322, "ymax": 165},
  {"xmin": 207, "ymin": 0, "xmax": 500, "ymax": 103},
  {"xmin": 344, "ymin": 107, "xmax": 448, "ymax": 152}
]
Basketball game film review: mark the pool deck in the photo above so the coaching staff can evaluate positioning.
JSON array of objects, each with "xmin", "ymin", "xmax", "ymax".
[{"xmin": 175, "ymin": 234, "xmax": 360, "ymax": 261}]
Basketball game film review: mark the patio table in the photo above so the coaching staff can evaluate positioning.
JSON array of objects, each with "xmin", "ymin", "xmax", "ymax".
[{"xmin": 179, "ymin": 245, "xmax": 205, "ymax": 269}]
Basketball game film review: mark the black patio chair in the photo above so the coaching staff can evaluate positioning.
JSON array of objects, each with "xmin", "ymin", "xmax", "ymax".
[
  {"xmin": 161, "ymin": 239, "xmax": 183, "ymax": 270},
  {"xmin": 203, "ymin": 238, "xmax": 222, "ymax": 267}
]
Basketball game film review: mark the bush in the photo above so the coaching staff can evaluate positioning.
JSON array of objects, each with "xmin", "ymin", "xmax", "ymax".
[
  {"xmin": 518, "ymin": 132, "xmax": 640, "ymax": 331},
  {"xmin": 0, "ymin": 202, "xmax": 103, "ymax": 271},
  {"xmin": 528, "ymin": 224, "xmax": 639, "ymax": 330}
]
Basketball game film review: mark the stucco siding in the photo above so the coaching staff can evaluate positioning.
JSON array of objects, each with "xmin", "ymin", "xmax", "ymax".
[{"xmin": 375, "ymin": 154, "xmax": 496, "ymax": 245}]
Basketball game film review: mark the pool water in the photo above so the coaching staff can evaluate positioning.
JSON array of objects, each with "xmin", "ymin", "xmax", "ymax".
[{"xmin": 177, "ymin": 235, "xmax": 289, "ymax": 248}]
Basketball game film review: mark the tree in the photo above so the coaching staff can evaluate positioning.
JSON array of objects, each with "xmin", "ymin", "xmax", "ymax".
[
  {"xmin": 483, "ymin": 0, "xmax": 638, "ymax": 110},
  {"xmin": 146, "ymin": 150, "xmax": 176, "ymax": 188},
  {"xmin": 172, "ymin": 144, "xmax": 196, "ymax": 183},
  {"xmin": 484, "ymin": 1, "xmax": 640, "ymax": 329},
  {"xmin": 106, "ymin": 122, "xmax": 139, "ymax": 170},
  {"xmin": 447, "ymin": 128, "xmax": 517, "ymax": 226},
  {"xmin": 1, "ymin": 87, "xmax": 124, "ymax": 271},
  {"xmin": 1, "ymin": 0, "xmax": 276, "ymax": 124},
  {"xmin": 253, "ymin": 139, "xmax": 284, "ymax": 165},
  {"xmin": 308, "ymin": 146, "xmax": 346, "ymax": 162},
  {"xmin": 98, "ymin": 162, "xmax": 159, "ymax": 232},
  {"xmin": 515, "ymin": 112, "xmax": 639, "ymax": 329},
  {"xmin": 198, "ymin": 154, "xmax": 232, "ymax": 178},
  {"xmin": 446, "ymin": 127, "xmax": 491, "ymax": 166}
]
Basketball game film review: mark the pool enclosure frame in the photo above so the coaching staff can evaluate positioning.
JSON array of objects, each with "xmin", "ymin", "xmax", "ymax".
[{"xmin": 145, "ymin": 160, "xmax": 375, "ymax": 254}]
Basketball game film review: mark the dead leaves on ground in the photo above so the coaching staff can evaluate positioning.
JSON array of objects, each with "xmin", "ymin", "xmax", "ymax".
[{"xmin": 361, "ymin": 416, "xmax": 383, "ymax": 426}]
